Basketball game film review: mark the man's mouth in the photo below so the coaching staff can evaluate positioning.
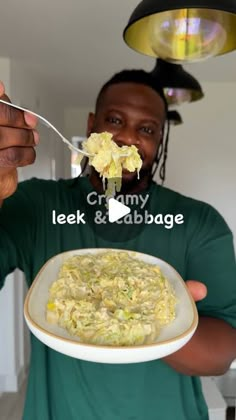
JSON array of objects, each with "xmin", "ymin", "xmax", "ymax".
[
  {"xmin": 137, "ymin": 150, "xmax": 145, "ymax": 161},
  {"xmin": 121, "ymin": 169, "xmax": 139, "ymax": 181},
  {"xmin": 122, "ymin": 168, "xmax": 136, "ymax": 175}
]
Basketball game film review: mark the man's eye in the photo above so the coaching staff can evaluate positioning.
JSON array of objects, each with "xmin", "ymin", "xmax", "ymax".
[
  {"xmin": 106, "ymin": 117, "xmax": 122, "ymax": 125},
  {"xmin": 140, "ymin": 126, "xmax": 154, "ymax": 135}
]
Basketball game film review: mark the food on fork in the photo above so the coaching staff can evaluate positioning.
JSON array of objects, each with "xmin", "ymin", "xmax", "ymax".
[{"xmin": 76, "ymin": 132, "xmax": 142, "ymax": 196}]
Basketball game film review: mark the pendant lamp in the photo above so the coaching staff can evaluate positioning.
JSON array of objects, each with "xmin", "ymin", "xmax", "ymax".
[
  {"xmin": 167, "ymin": 110, "xmax": 183, "ymax": 125},
  {"xmin": 123, "ymin": 0, "xmax": 236, "ymax": 63},
  {"xmin": 151, "ymin": 59, "xmax": 204, "ymax": 105}
]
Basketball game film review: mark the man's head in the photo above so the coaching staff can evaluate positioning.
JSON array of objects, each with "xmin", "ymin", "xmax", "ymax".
[{"xmin": 87, "ymin": 70, "xmax": 168, "ymax": 188}]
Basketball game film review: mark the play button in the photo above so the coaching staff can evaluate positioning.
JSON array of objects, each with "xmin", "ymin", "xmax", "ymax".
[
  {"xmin": 108, "ymin": 198, "xmax": 131, "ymax": 223},
  {"xmin": 82, "ymin": 179, "xmax": 151, "ymax": 242}
]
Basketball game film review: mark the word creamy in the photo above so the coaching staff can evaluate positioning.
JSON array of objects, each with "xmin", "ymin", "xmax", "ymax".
[{"xmin": 87, "ymin": 191, "xmax": 149, "ymax": 209}]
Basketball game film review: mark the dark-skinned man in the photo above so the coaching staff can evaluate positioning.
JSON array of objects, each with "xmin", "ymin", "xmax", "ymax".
[{"xmin": 0, "ymin": 70, "xmax": 235, "ymax": 420}]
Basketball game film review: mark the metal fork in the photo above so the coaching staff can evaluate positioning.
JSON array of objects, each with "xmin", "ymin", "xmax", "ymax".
[{"xmin": 0, "ymin": 99, "xmax": 94, "ymax": 157}]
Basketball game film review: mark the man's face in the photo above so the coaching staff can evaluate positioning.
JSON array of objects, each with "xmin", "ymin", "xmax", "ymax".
[{"xmin": 87, "ymin": 82, "xmax": 166, "ymax": 183}]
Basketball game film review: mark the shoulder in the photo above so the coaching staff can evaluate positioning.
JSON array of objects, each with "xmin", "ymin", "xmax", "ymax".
[
  {"xmin": 17, "ymin": 177, "xmax": 74, "ymax": 193},
  {"xmin": 17, "ymin": 176, "xmax": 87, "ymax": 193},
  {"xmin": 157, "ymin": 182, "xmax": 226, "ymax": 216},
  {"xmin": 152, "ymin": 182, "xmax": 231, "ymax": 236},
  {"xmin": 155, "ymin": 182, "xmax": 211, "ymax": 210},
  {"xmin": 0, "ymin": 178, "xmax": 76, "ymax": 217},
  {"xmin": 13, "ymin": 177, "xmax": 79, "ymax": 202}
]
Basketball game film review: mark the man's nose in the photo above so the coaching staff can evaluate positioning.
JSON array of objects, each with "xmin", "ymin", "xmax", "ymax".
[{"xmin": 113, "ymin": 126, "xmax": 139, "ymax": 147}]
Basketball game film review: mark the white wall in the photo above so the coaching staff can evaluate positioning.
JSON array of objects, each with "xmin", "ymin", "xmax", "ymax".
[
  {"xmin": 65, "ymin": 106, "xmax": 91, "ymax": 139},
  {"xmin": 64, "ymin": 106, "xmax": 91, "ymax": 178}
]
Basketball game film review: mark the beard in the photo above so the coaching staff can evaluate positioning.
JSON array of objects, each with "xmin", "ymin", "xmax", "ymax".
[{"xmin": 114, "ymin": 163, "xmax": 154, "ymax": 194}]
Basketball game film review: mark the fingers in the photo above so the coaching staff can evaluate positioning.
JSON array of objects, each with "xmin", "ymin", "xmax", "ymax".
[
  {"xmin": 0, "ymin": 80, "xmax": 38, "ymax": 129},
  {"xmin": 0, "ymin": 89, "xmax": 39, "ymax": 144},
  {"xmin": 0, "ymin": 95, "xmax": 38, "ymax": 130},
  {"xmin": 0, "ymin": 146, "xmax": 36, "ymax": 168},
  {"xmin": 0, "ymin": 82, "xmax": 39, "ymax": 199},
  {"xmin": 0, "ymin": 169, "xmax": 18, "ymax": 199},
  {"xmin": 186, "ymin": 280, "xmax": 207, "ymax": 302},
  {"xmin": 0, "ymin": 126, "xmax": 38, "ymax": 149},
  {"xmin": 0, "ymin": 81, "xmax": 5, "ymax": 97},
  {"xmin": 24, "ymin": 112, "xmax": 38, "ymax": 128}
]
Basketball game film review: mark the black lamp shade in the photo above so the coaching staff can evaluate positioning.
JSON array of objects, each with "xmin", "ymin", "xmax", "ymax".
[
  {"xmin": 167, "ymin": 110, "xmax": 183, "ymax": 125},
  {"xmin": 123, "ymin": 0, "xmax": 236, "ymax": 62},
  {"xmin": 151, "ymin": 59, "xmax": 204, "ymax": 105}
]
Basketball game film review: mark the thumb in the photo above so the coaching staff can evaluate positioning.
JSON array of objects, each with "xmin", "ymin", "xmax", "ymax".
[
  {"xmin": 186, "ymin": 280, "xmax": 207, "ymax": 302},
  {"xmin": 0, "ymin": 81, "xmax": 5, "ymax": 97}
]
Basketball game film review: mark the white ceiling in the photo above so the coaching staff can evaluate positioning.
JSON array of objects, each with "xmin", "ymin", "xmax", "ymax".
[{"xmin": 1, "ymin": 0, "xmax": 236, "ymax": 106}]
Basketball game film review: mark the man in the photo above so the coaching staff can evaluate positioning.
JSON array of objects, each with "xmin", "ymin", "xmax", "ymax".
[{"xmin": 0, "ymin": 70, "xmax": 235, "ymax": 420}]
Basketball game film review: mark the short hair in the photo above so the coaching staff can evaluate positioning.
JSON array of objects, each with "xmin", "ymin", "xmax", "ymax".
[{"xmin": 95, "ymin": 69, "xmax": 168, "ymax": 114}]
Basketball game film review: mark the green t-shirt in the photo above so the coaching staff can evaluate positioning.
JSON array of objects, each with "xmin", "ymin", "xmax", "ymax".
[{"xmin": 0, "ymin": 176, "xmax": 236, "ymax": 420}]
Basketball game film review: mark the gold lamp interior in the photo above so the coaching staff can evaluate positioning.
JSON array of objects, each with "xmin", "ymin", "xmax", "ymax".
[{"xmin": 124, "ymin": 8, "xmax": 236, "ymax": 63}]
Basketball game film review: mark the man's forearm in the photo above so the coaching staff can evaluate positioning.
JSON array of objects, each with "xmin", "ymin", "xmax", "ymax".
[{"xmin": 164, "ymin": 317, "xmax": 236, "ymax": 376}]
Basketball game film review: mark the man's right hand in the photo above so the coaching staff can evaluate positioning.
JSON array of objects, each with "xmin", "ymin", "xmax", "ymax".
[{"xmin": 0, "ymin": 81, "xmax": 39, "ymax": 200}]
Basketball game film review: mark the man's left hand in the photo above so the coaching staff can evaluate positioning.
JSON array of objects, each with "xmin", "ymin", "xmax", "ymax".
[
  {"xmin": 163, "ymin": 280, "xmax": 236, "ymax": 376},
  {"xmin": 185, "ymin": 280, "xmax": 207, "ymax": 302}
]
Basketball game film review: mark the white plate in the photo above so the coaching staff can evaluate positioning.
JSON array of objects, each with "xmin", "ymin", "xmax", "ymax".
[{"xmin": 24, "ymin": 248, "xmax": 198, "ymax": 364}]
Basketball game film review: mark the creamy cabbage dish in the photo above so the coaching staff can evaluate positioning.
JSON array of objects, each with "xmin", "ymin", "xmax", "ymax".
[
  {"xmin": 46, "ymin": 252, "xmax": 177, "ymax": 346},
  {"xmin": 76, "ymin": 132, "xmax": 142, "ymax": 196}
]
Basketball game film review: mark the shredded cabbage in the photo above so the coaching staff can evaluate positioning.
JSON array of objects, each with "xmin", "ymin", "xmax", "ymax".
[
  {"xmin": 46, "ymin": 251, "xmax": 177, "ymax": 346},
  {"xmin": 76, "ymin": 132, "xmax": 142, "ymax": 196}
]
